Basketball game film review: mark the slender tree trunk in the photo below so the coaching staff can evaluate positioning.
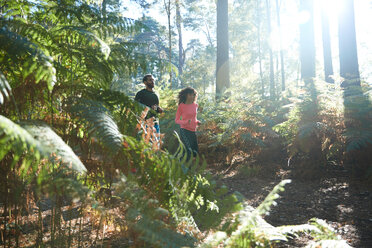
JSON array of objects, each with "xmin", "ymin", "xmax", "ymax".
[
  {"xmin": 265, "ymin": 0, "xmax": 275, "ymax": 99},
  {"xmin": 164, "ymin": 0, "xmax": 173, "ymax": 87},
  {"xmin": 216, "ymin": 0, "xmax": 230, "ymax": 100},
  {"xmin": 299, "ymin": 0, "xmax": 316, "ymax": 85},
  {"xmin": 176, "ymin": 0, "xmax": 184, "ymax": 87},
  {"xmin": 256, "ymin": 0, "xmax": 264, "ymax": 97},
  {"xmin": 320, "ymin": 4, "xmax": 334, "ymax": 83},
  {"xmin": 275, "ymin": 0, "xmax": 285, "ymax": 91},
  {"xmin": 102, "ymin": 0, "xmax": 107, "ymax": 26},
  {"xmin": 338, "ymin": 0, "xmax": 360, "ymax": 88}
]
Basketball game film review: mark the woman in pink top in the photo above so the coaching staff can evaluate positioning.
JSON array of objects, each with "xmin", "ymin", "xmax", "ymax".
[{"xmin": 175, "ymin": 87, "xmax": 201, "ymax": 160}]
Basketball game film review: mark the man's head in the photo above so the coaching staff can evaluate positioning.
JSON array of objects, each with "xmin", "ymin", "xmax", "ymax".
[{"xmin": 143, "ymin": 74, "xmax": 155, "ymax": 89}]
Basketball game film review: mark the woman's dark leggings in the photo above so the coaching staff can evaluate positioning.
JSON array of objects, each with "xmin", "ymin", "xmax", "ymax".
[{"xmin": 179, "ymin": 128, "xmax": 199, "ymax": 160}]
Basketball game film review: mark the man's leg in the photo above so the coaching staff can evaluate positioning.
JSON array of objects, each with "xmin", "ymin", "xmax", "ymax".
[{"xmin": 154, "ymin": 123, "xmax": 160, "ymax": 134}]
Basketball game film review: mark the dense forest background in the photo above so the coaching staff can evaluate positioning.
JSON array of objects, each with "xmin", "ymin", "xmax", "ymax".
[{"xmin": 1, "ymin": 0, "xmax": 372, "ymax": 247}]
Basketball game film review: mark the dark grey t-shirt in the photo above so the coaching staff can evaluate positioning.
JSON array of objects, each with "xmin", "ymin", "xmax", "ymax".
[{"xmin": 135, "ymin": 89, "xmax": 159, "ymax": 119}]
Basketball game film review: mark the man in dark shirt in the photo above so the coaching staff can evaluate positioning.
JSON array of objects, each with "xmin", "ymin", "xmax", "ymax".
[{"xmin": 135, "ymin": 74, "xmax": 163, "ymax": 133}]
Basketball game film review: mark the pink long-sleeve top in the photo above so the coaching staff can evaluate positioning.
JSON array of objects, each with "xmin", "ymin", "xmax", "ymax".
[{"xmin": 175, "ymin": 103, "xmax": 199, "ymax": 132}]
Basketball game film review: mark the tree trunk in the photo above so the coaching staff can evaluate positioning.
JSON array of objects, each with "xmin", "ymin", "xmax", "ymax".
[
  {"xmin": 321, "ymin": 4, "xmax": 334, "ymax": 83},
  {"xmin": 338, "ymin": 0, "xmax": 360, "ymax": 88},
  {"xmin": 176, "ymin": 0, "xmax": 184, "ymax": 87},
  {"xmin": 265, "ymin": 0, "xmax": 275, "ymax": 99},
  {"xmin": 275, "ymin": 0, "xmax": 285, "ymax": 91},
  {"xmin": 164, "ymin": 0, "xmax": 173, "ymax": 87},
  {"xmin": 299, "ymin": 0, "xmax": 316, "ymax": 85},
  {"xmin": 216, "ymin": 0, "xmax": 230, "ymax": 100},
  {"xmin": 102, "ymin": 0, "xmax": 107, "ymax": 26},
  {"xmin": 338, "ymin": 0, "xmax": 372, "ymax": 176},
  {"xmin": 256, "ymin": 0, "xmax": 264, "ymax": 97}
]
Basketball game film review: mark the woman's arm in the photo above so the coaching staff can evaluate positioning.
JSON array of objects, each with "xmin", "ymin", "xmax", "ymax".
[{"xmin": 175, "ymin": 105, "xmax": 188, "ymax": 125}]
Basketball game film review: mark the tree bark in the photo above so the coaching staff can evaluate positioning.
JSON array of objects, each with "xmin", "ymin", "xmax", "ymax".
[
  {"xmin": 164, "ymin": 0, "xmax": 173, "ymax": 87},
  {"xmin": 175, "ymin": 0, "xmax": 184, "ymax": 87},
  {"xmin": 275, "ymin": 0, "xmax": 285, "ymax": 91},
  {"xmin": 265, "ymin": 0, "xmax": 275, "ymax": 99},
  {"xmin": 338, "ymin": 0, "xmax": 372, "ymax": 175},
  {"xmin": 321, "ymin": 4, "xmax": 334, "ymax": 83},
  {"xmin": 256, "ymin": 0, "xmax": 264, "ymax": 97},
  {"xmin": 216, "ymin": 0, "xmax": 230, "ymax": 99},
  {"xmin": 338, "ymin": 0, "xmax": 360, "ymax": 87},
  {"xmin": 102, "ymin": 0, "xmax": 107, "ymax": 26},
  {"xmin": 299, "ymin": 0, "xmax": 316, "ymax": 85}
]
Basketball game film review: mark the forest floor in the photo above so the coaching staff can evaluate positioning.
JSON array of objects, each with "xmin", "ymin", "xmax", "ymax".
[{"xmin": 208, "ymin": 159, "xmax": 372, "ymax": 248}]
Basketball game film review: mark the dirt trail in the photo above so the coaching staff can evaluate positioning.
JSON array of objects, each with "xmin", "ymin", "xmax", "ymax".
[{"xmin": 212, "ymin": 165, "xmax": 372, "ymax": 247}]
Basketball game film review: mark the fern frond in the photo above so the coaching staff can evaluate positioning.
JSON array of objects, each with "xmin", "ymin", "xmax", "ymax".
[
  {"xmin": 0, "ymin": 71, "xmax": 11, "ymax": 104},
  {"xmin": 20, "ymin": 121, "xmax": 87, "ymax": 173},
  {"xmin": 114, "ymin": 178, "xmax": 196, "ymax": 248},
  {"xmin": 0, "ymin": 26, "xmax": 56, "ymax": 90},
  {"xmin": 0, "ymin": 116, "xmax": 86, "ymax": 173},
  {"xmin": 0, "ymin": 115, "xmax": 47, "ymax": 163},
  {"xmin": 255, "ymin": 179, "xmax": 291, "ymax": 216},
  {"xmin": 67, "ymin": 98, "xmax": 124, "ymax": 154},
  {"xmin": 305, "ymin": 240, "xmax": 352, "ymax": 248},
  {"xmin": 344, "ymin": 129, "xmax": 372, "ymax": 152},
  {"xmin": 55, "ymin": 26, "xmax": 111, "ymax": 59},
  {"xmin": 277, "ymin": 224, "xmax": 322, "ymax": 238},
  {"xmin": 298, "ymin": 122, "xmax": 331, "ymax": 139}
]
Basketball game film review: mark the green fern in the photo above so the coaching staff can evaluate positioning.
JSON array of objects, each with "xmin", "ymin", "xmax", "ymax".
[
  {"xmin": 200, "ymin": 180, "xmax": 292, "ymax": 248},
  {"xmin": 0, "ymin": 26, "xmax": 56, "ymax": 90},
  {"xmin": 255, "ymin": 179, "xmax": 291, "ymax": 216},
  {"xmin": 277, "ymin": 224, "xmax": 322, "ymax": 239},
  {"xmin": 305, "ymin": 240, "xmax": 352, "ymax": 248},
  {"xmin": 0, "ymin": 115, "xmax": 86, "ymax": 173},
  {"xmin": 344, "ymin": 129, "xmax": 372, "ymax": 152},
  {"xmin": 20, "ymin": 120, "xmax": 87, "ymax": 173},
  {"xmin": 113, "ymin": 177, "xmax": 196, "ymax": 248},
  {"xmin": 0, "ymin": 71, "xmax": 11, "ymax": 104},
  {"xmin": 0, "ymin": 115, "xmax": 47, "ymax": 163},
  {"xmin": 66, "ymin": 98, "xmax": 124, "ymax": 155}
]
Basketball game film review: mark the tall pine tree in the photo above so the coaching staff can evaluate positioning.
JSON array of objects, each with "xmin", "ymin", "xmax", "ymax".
[
  {"xmin": 216, "ymin": 0, "xmax": 230, "ymax": 99},
  {"xmin": 299, "ymin": 0, "xmax": 316, "ymax": 85},
  {"xmin": 320, "ymin": 4, "xmax": 334, "ymax": 83},
  {"xmin": 338, "ymin": 0, "xmax": 360, "ymax": 88}
]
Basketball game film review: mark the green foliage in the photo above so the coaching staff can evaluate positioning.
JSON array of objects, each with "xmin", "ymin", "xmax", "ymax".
[
  {"xmin": 344, "ymin": 129, "xmax": 372, "ymax": 152},
  {"xmin": 278, "ymin": 218, "xmax": 351, "ymax": 247},
  {"xmin": 67, "ymin": 98, "xmax": 124, "ymax": 155},
  {"xmin": 342, "ymin": 85, "xmax": 372, "ymax": 152},
  {"xmin": 255, "ymin": 179, "xmax": 291, "ymax": 216},
  {"xmin": 273, "ymin": 81, "xmax": 343, "ymax": 174},
  {"xmin": 195, "ymin": 88, "xmax": 279, "ymax": 165},
  {"xmin": 0, "ymin": 115, "xmax": 46, "ymax": 166},
  {"xmin": 305, "ymin": 240, "xmax": 352, "ymax": 248},
  {"xmin": 200, "ymin": 180, "xmax": 292, "ymax": 248},
  {"xmin": 21, "ymin": 120, "xmax": 87, "ymax": 173},
  {"xmin": 278, "ymin": 224, "xmax": 322, "ymax": 239},
  {"xmin": 123, "ymin": 131, "xmax": 243, "ymax": 231},
  {"xmin": 0, "ymin": 115, "xmax": 86, "ymax": 173},
  {"xmin": 0, "ymin": 26, "xmax": 56, "ymax": 90},
  {"xmin": 113, "ymin": 177, "xmax": 196, "ymax": 248},
  {"xmin": 308, "ymin": 218, "xmax": 340, "ymax": 241},
  {"xmin": 0, "ymin": 71, "xmax": 12, "ymax": 104}
]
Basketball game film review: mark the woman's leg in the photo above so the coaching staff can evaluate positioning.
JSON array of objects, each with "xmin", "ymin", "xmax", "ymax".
[
  {"xmin": 180, "ymin": 128, "xmax": 199, "ymax": 160},
  {"xmin": 188, "ymin": 131, "xmax": 199, "ymax": 157},
  {"xmin": 180, "ymin": 128, "xmax": 193, "ymax": 160}
]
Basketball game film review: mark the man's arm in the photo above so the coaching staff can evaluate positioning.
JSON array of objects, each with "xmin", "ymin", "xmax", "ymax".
[
  {"xmin": 156, "ymin": 106, "xmax": 164, "ymax": 113},
  {"xmin": 154, "ymin": 93, "xmax": 163, "ymax": 113}
]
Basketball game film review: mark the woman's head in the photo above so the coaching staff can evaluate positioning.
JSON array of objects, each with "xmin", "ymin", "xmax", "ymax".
[{"xmin": 178, "ymin": 87, "xmax": 198, "ymax": 104}]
